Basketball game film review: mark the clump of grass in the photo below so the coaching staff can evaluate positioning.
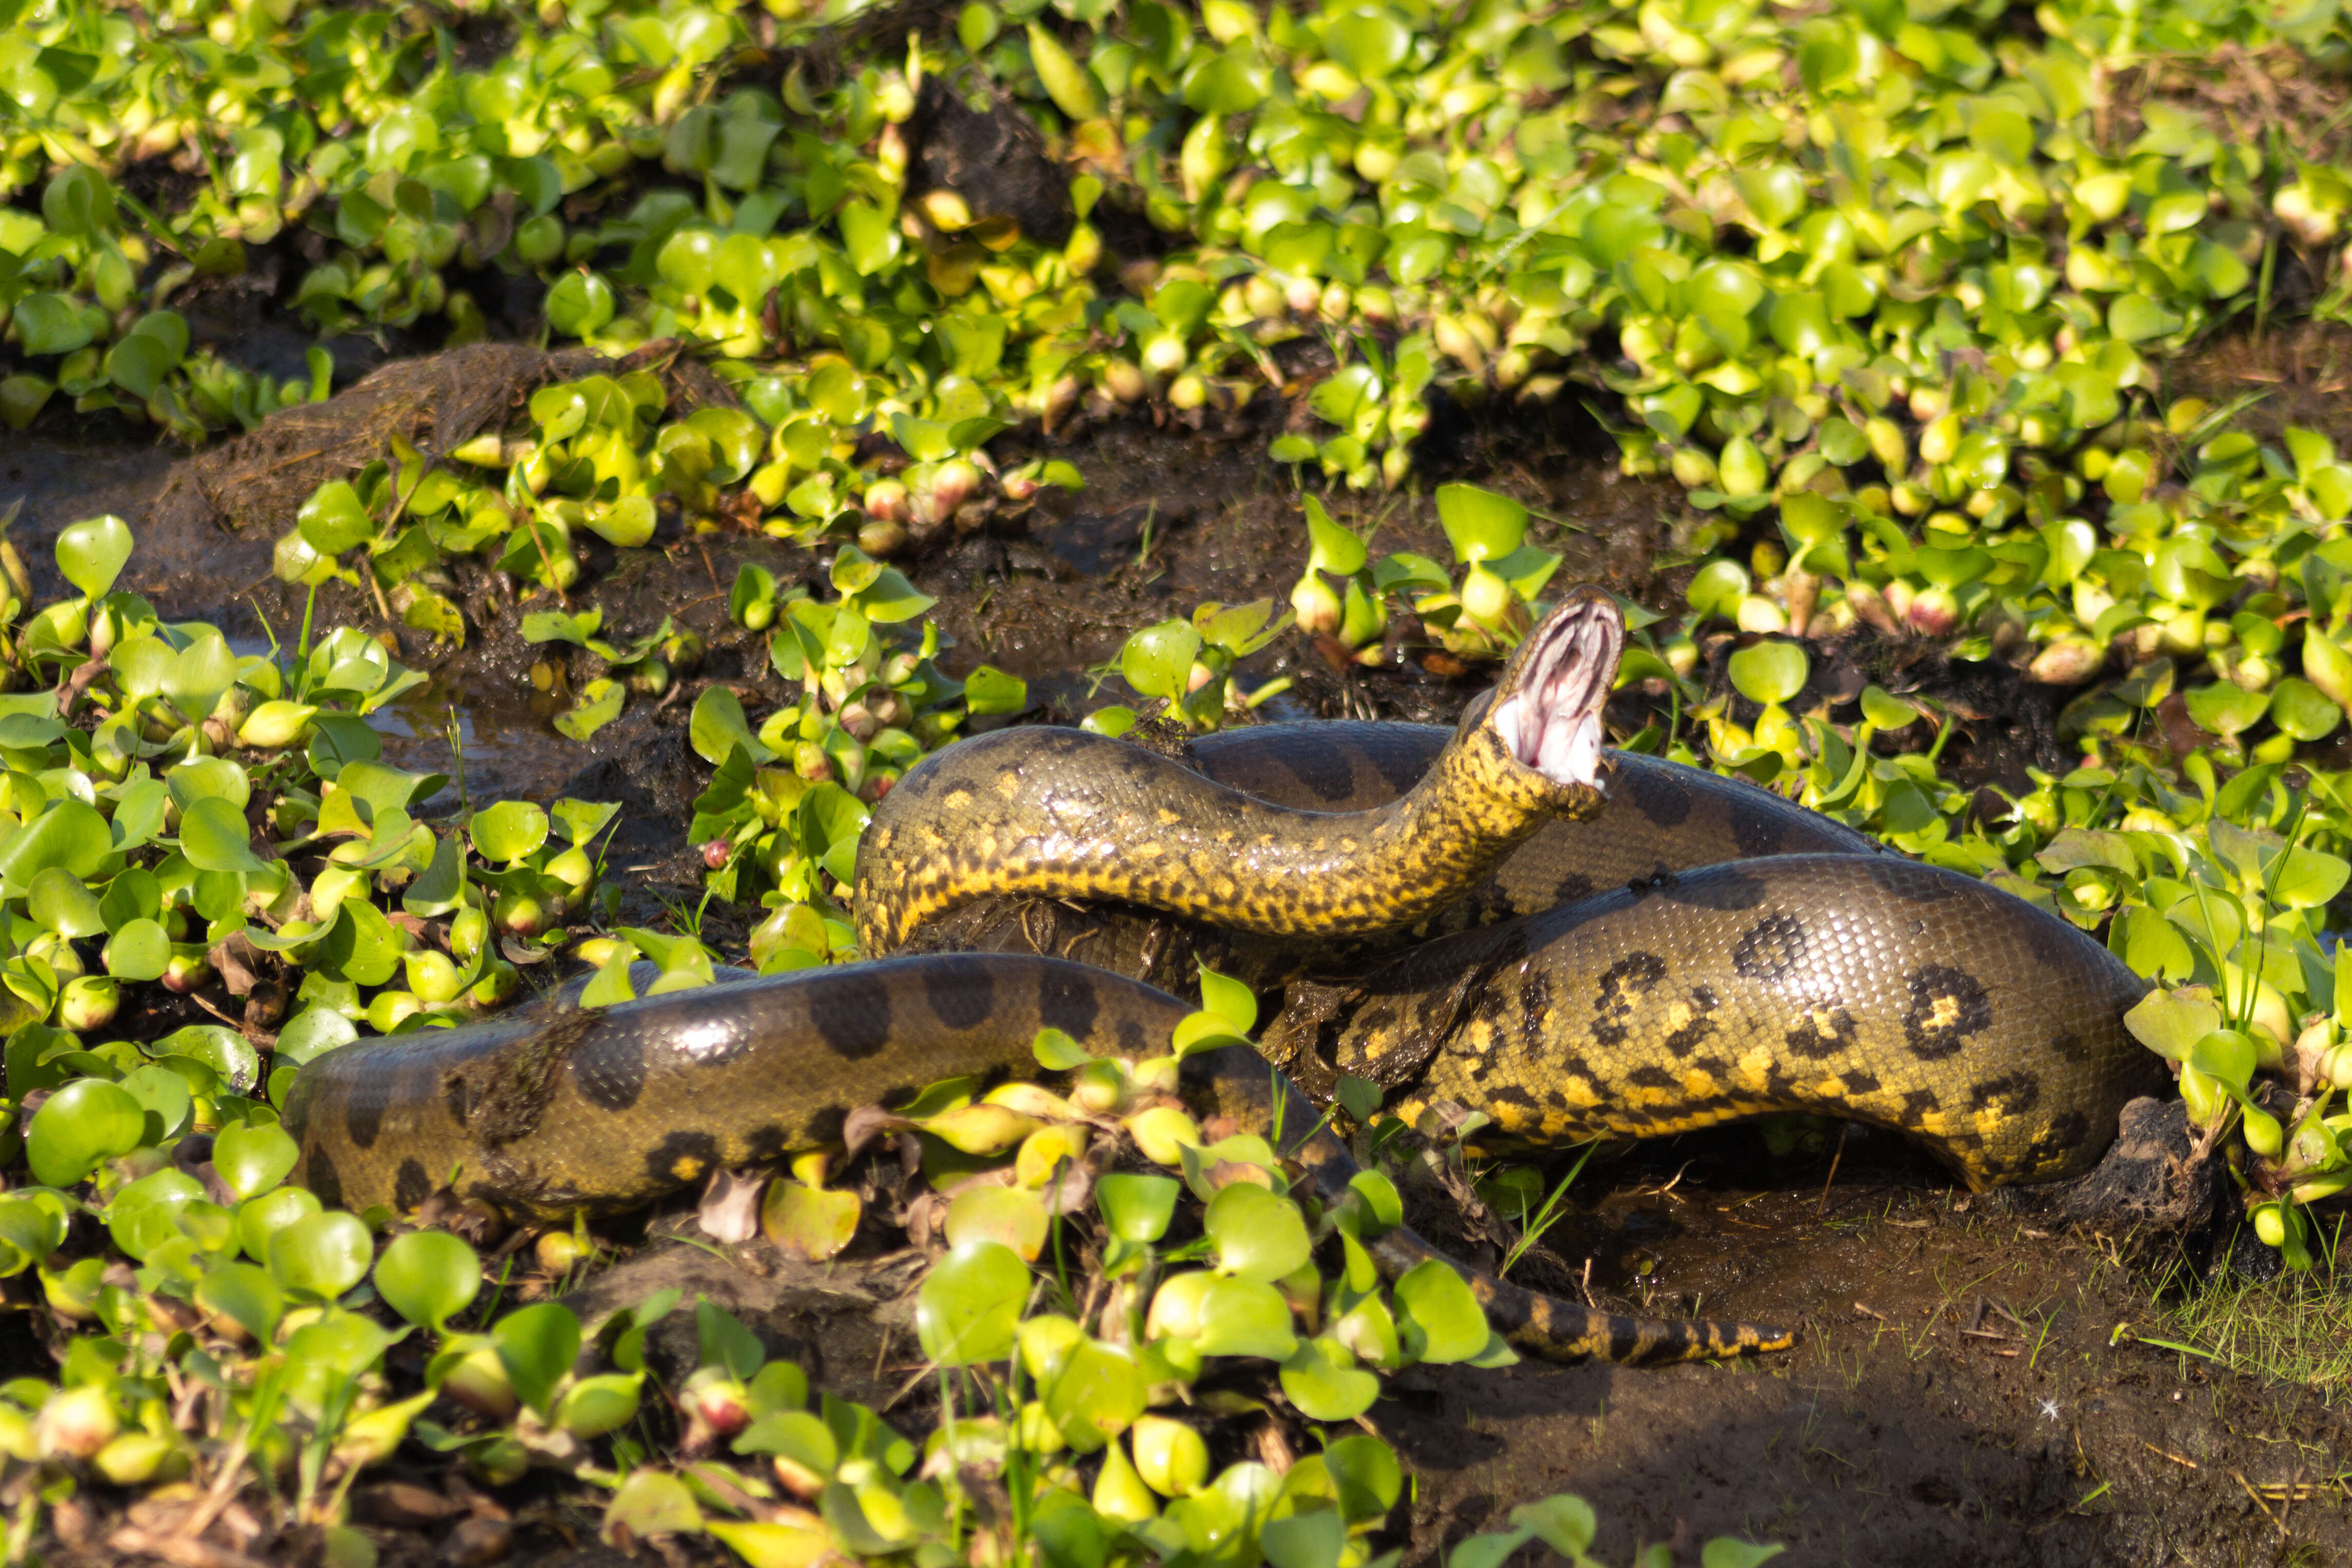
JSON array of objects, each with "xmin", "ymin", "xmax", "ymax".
[{"xmin": 2151, "ymin": 1214, "xmax": 2352, "ymax": 1391}]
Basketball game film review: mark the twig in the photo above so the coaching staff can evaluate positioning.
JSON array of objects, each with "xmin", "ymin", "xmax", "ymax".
[
  {"xmin": 1816, "ymin": 1130, "xmax": 1847, "ymax": 1216},
  {"xmin": 2142, "ymin": 1442, "xmax": 2198, "ymax": 1469},
  {"xmin": 2233, "ymin": 1471, "xmax": 2291, "ymax": 1543}
]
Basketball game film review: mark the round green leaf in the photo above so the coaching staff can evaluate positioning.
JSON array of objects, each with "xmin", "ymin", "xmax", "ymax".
[
  {"xmin": 1193, "ymin": 1276, "xmax": 1299, "ymax": 1359},
  {"xmin": 469, "ymin": 800, "xmax": 549, "ymax": 863},
  {"xmin": 28, "ymin": 866, "xmax": 105, "ymax": 939},
  {"xmin": 1119, "ymin": 620, "xmax": 1204, "ymax": 703},
  {"xmin": 376, "ymin": 1229, "xmax": 482, "ymax": 1329},
  {"xmin": 268, "ymin": 1209, "xmax": 375, "ymax": 1299},
  {"xmin": 1727, "ymin": 641, "xmax": 1810, "ymax": 706},
  {"xmin": 546, "ymin": 271, "xmax": 616, "ymax": 337},
  {"xmin": 1433, "ymin": 484, "xmax": 1527, "ymax": 563},
  {"xmin": 179, "ymin": 795, "xmax": 266, "ymax": 873},
  {"xmin": 1280, "ymin": 1335, "xmax": 1380, "ymax": 1421},
  {"xmin": 1392, "ymin": 1259, "xmax": 1490, "ymax": 1364},
  {"xmin": 27, "ymin": 1077, "xmax": 146, "ymax": 1186},
  {"xmin": 105, "ymin": 918, "xmax": 170, "ymax": 982},
  {"xmin": 916, "ymin": 1239, "xmax": 1031, "ymax": 1367},
  {"xmin": 2271, "ymin": 677, "xmax": 2341, "ymax": 741},
  {"xmin": 296, "ymin": 481, "xmax": 375, "ymax": 557},
  {"xmin": 1041, "ymin": 1339, "xmax": 1146, "ymax": 1452},
  {"xmin": 1206, "ymin": 1182, "xmax": 1312, "ymax": 1282},
  {"xmin": 237, "ymin": 1185, "xmax": 321, "ymax": 1262},
  {"xmin": 213, "ymin": 1119, "xmax": 300, "ymax": 1200}
]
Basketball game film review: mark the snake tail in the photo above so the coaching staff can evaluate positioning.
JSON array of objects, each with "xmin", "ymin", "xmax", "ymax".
[{"xmin": 853, "ymin": 588, "xmax": 1625, "ymax": 954}]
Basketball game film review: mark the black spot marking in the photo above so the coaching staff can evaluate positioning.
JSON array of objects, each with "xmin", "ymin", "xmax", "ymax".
[
  {"xmin": 803, "ymin": 1104, "xmax": 849, "ymax": 1145},
  {"xmin": 394, "ymin": 1159, "xmax": 432, "ymax": 1211},
  {"xmin": 1280, "ymin": 740, "xmax": 1360, "ymax": 804},
  {"xmin": 1732, "ymin": 913, "xmax": 1807, "ymax": 982},
  {"xmin": 1607, "ymin": 1318, "xmax": 1646, "ymax": 1363},
  {"xmin": 1515, "ymin": 970, "xmax": 1555, "ymax": 1058},
  {"xmin": 1783, "ymin": 1003, "xmax": 1858, "ymax": 1061},
  {"xmin": 1115, "ymin": 1015, "xmax": 1149, "ymax": 1055},
  {"xmin": 1038, "ymin": 966, "xmax": 1100, "ymax": 1038},
  {"xmin": 1554, "ymin": 870, "xmax": 1598, "ymax": 905},
  {"xmin": 815, "ymin": 970, "xmax": 894, "ymax": 1059},
  {"xmin": 1661, "ymin": 864, "xmax": 1767, "ymax": 911},
  {"xmin": 344, "ymin": 1095, "xmax": 383, "ymax": 1151},
  {"xmin": 1896, "ymin": 1088, "xmax": 1941, "ymax": 1128},
  {"xmin": 1628, "ymin": 768, "xmax": 1692, "ymax": 829},
  {"xmin": 1729, "ymin": 807, "xmax": 1786, "ymax": 858},
  {"xmin": 1367, "ymin": 736, "xmax": 1435, "ymax": 796},
  {"xmin": 1902, "ymin": 965, "xmax": 1994, "ymax": 1060},
  {"xmin": 306, "ymin": 1147, "xmax": 343, "ymax": 1210},
  {"xmin": 1593, "ymin": 952, "xmax": 1668, "ymax": 1046},
  {"xmin": 745, "ymin": 1123, "xmax": 794, "ymax": 1163},
  {"xmin": 644, "ymin": 1129, "xmax": 722, "ymax": 1188},
  {"xmin": 925, "ymin": 962, "xmax": 995, "ymax": 1030},
  {"xmin": 2051, "ymin": 1029, "xmax": 2093, "ymax": 1064},
  {"xmin": 2025, "ymin": 1109, "xmax": 2092, "ymax": 1164},
  {"xmin": 574, "ymin": 1031, "xmax": 647, "ymax": 1111},
  {"xmin": 1841, "ymin": 1069, "xmax": 1881, "ymax": 1095},
  {"xmin": 1489, "ymin": 1082, "xmax": 1539, "ymax": 1108},
  {"xmin": 1662, "ymin": 985, "xmax": 1721, "ymax": 1058},
  {"xmin": 1626, "ymin": 1065, "xmax": 1678, "ymax": 1090},
  {"xmin": 1968, "ymin": 1072, "xmax": 2041, "ymax": 1114},
  {"xmin": 1862, "ymin": 856, "xmax": 1965, "ymax": 904}
]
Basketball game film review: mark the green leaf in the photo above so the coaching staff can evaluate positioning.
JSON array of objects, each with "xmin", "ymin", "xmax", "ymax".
[
  {"xmin": 26, "ymin": 1077, "xmax": 146, "ymax": 1186},
  {"xmin": 213, "ymin": 1120, "xmax": 299, "ymax": 1200},
  {"xmin": 1192, "ymin": 1276, "xmax": 1297, "ymax": 1358},
  {"xmin": 1324, "ymin": 6, "xmax": 1412, "ymax": 77},
  {"xmin": 1510, "ymin": 1495, "xmax": 1597, "ymax": 1556},
  {"xmin": 496, "ymin": 1302, "xmax": 584, "ymax": 1415},
  {"xmin": 1027, "ymin": 24, "xmax": 1103, "ymax": 119},
  {"xmin": 11, "ymin": 294, "xmax": 94, "ymax": 357},
  {"xmin": 267, "ymin": 1210, "xmax": 374, "ymax": 1299},
  {"xmin": 105, "ymin": 918, "xmax": 169, "ymax": 982},
  {"xmin": 297, "ymin": 482, "xmax": 375, "ymax": 557},
  {"xmin": 1196, "ymin": 965, "xmax": 1256, "ymax": 1035},
  {"xmin": 1279, "ymin": 1335, "xmax": 1380, "ymax": 1420},
  {"xmin": 54, "ymin": 515, "xmax": 133, "ymax": 600},
  {"xmin": 1727, "ymin": 641, "xmax": 1809, "ymax": 706},
  {"xmin": 28, "ymin": 866, "xmax": 104, "ymax": 938},
  {"xmin": 0, "ymin": 799, "xmax": 113, "ymax": 889},
  {"xmin": 469, "ymin": 801, "xmax": 548, "ymax": 863},
  {"xmin": 1392, "ymin": 1259, "xmax": 1489, "ymax": 1363},
  {"xmin": 546, "ymin": 271, "xmax": 616, "ymax": 337},
  {"xmin": 1433, "ymin": 484, "xmax": 1527, "ymax": 563},
  {"xmin": 1040, "ymin": 1339, "xmax": 1145, "ymax": 1452},
  {"xmin": 916, "ymin": 1240, "xmax": 1030, "ymax": 1366},
  {"xmin": 1032, "ymin": 1027, "xmax": 1089, "ymax": 1069},
  {"xmin": 1119, "ymin": 619, "xmax": 1202, "ymax": 702},
  {"xmin": 1097, "ymin": 1173, "xmax": 1180, "ymax": 1243},
  {"xmin": 691, "ymin": 685, "xmax": 773, "ymax": 766},
  {"xmin": 1207, "ymin": 1182, "xmax": 1311, "ymax": 1282},
  {"xmin": 964, "ymin": 665, "xmax": 1029, "ymax": 716},
  {"xmin": 554, "ymin": 678, "xmax": 625, "ymax": 741},
  {"xmin": 180, "ymin": 796, "xmax": 266, "ymax": 873}
]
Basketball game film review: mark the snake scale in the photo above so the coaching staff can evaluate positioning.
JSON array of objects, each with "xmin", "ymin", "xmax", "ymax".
[{"xmin": 286, "ymin": 587, "xmax": 2161, "ymax": 1365}]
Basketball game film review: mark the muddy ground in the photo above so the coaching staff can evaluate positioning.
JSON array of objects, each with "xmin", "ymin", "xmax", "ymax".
[{"xmin": 5, "ymin": 353, "xmax": 2350, "ymax": 1567}]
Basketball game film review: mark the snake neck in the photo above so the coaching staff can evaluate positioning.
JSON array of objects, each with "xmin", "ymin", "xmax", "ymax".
[{"xmin": 853, "ymin": 725, "xmax": 1600, "ymax": 953}]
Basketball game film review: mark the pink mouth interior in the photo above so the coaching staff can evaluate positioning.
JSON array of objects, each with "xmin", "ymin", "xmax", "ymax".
[{"xmin": 1488, "ymin": 599, "xmax": 1622, "ymax": 790}]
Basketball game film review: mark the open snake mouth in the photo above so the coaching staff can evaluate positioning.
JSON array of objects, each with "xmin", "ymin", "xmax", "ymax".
[{"xmin": 1487, "ymin": 588, "xmax": 1623, "ymax": 791}]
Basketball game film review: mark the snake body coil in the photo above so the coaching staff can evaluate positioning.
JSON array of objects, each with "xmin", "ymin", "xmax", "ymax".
[{"xmin": 287, "ymin": 586, "xmax": 2158, "ymax": 1365}]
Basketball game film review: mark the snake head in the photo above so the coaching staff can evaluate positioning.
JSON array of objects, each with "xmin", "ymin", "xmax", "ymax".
[{"xmin": 1484, "ymin": 585, "xmax": 1623, "ymax": 793}]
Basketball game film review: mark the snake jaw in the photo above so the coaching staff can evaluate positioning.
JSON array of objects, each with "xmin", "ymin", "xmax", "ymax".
[{"xmin": 1490, "ymin": 589, "xmax": 1623, "ymax": 792}]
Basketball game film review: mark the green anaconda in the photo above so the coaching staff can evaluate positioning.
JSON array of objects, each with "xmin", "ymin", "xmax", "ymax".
[{"xmin": 285, "ymin": 586, "xmax": 2158, "ymax": 1365}]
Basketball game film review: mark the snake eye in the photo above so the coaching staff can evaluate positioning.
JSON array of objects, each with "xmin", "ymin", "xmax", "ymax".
[{"xmin": 1487, "ymin": 590, "xmax": 1622, "ymax": 791}]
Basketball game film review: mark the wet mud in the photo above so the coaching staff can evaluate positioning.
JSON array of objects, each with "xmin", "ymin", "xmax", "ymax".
[{"xmin": 5, "ymin": 360, "xmax": 2350, "ymax": 1567}]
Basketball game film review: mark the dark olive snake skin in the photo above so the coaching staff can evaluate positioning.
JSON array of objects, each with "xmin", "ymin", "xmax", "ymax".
[{"xmin": 286, "ymin": 589, "xmax": 2159, "ymax": 1367}]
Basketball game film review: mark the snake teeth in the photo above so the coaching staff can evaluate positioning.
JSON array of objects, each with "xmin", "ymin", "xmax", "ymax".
[{"xmin": 1490, "ymin": 589, "xmax": 1622, "ymax": 791}]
